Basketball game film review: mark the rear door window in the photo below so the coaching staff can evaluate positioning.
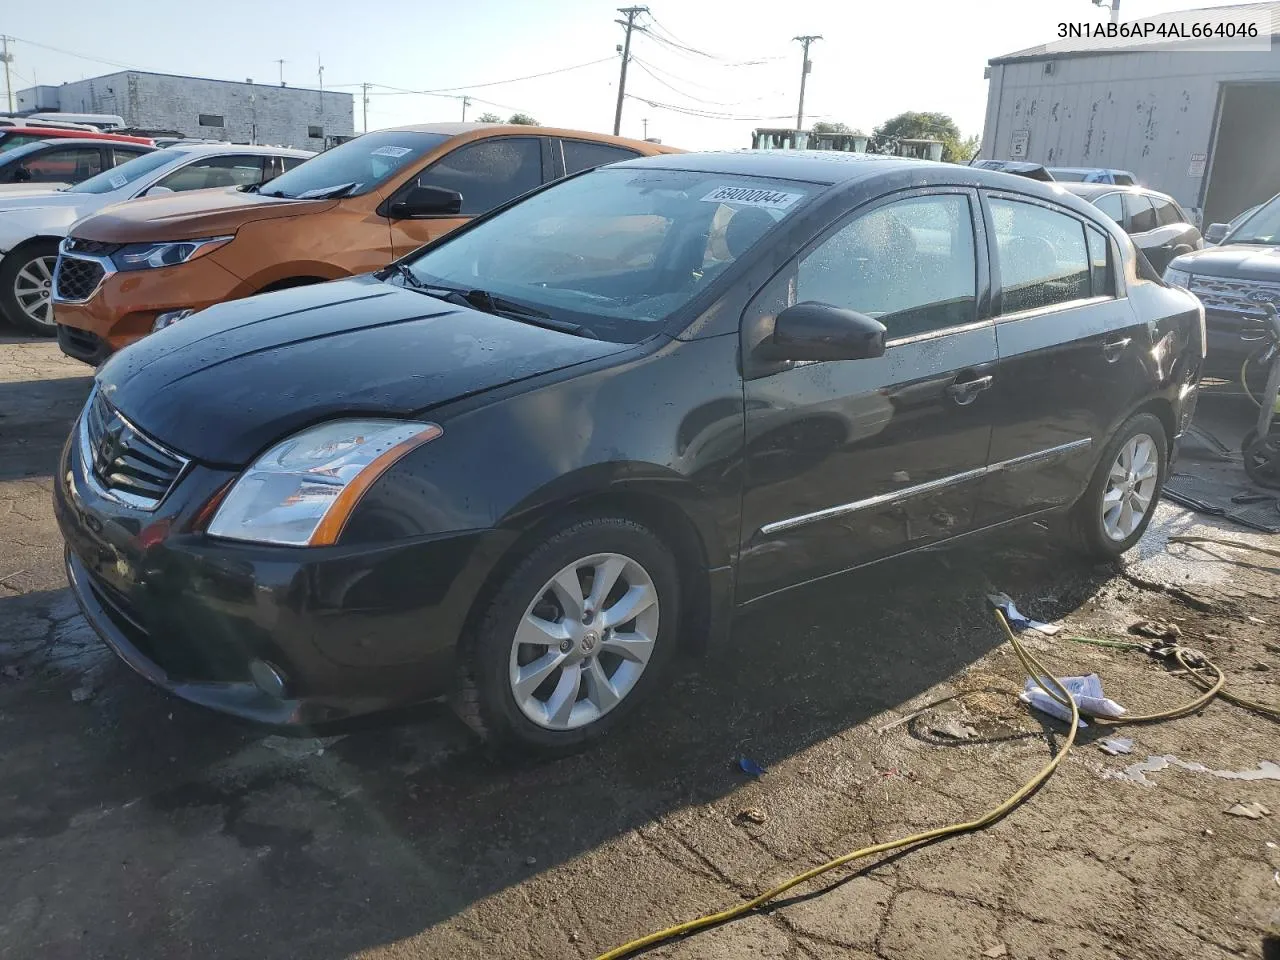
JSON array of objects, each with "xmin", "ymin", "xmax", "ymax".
[
  {"xmin": 112, "ymin": 147, "xmax": 150, "ymax": 166},
  {"xmin": 1150, "ymin": 196, "xmax": 1183, "ymax": 227},
  {"xmin": 1125, "ymin": 194, "xmax": 1157, "ymax": 233},
  {"xmin": 561, "ymin": 140, "xmax": 642, "ymax": 175},
  {"xmin": 1094, "ymin": 193, "xmax": 1125, "ymax": 227},
  {"xmin": 416, "ymin": 137, "xmax": 542, "ymax": 215},
  {"xmin": 989, "ymin": 197, "xmax": 1090, "ymax": 314}
]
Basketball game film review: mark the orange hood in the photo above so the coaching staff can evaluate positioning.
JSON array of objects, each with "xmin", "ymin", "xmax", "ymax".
[{"xmin": 69, "ymin": 187, "xmax": 342, "ymax": 243}]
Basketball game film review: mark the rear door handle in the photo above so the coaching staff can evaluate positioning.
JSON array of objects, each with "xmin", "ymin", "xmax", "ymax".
[
  {"xmin": 1102, "ymin": 336, "xmax": 1132, "ymax": 362},
  {"xmin": 946, "ymin": 374, "xmax": 994, "ymax": 406}
]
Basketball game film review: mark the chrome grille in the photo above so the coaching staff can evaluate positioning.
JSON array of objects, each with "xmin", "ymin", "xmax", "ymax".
[
  {"xmin": 80, "ymin": 391, "xmax": 187, "ymax": 510},
  {"xmin": 1188, "ymin": 275, "xmax": 1280, "ymax": 316},
  {"xmin": 63, "ymin": 237, "xmax": 122, "ymax": 257},
  {"xmin": 54, "ymin": 254, "xmax": 107, "ymax": 302}
]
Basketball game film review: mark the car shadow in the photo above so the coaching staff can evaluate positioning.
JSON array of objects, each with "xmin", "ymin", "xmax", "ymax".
[
  {"xmin": 0, "ymin": 521, "xmax": 1116, "ymax": 960},
  {"xmin": 0, "ymin": 373, "xmax": 92, "ymax": 483}
]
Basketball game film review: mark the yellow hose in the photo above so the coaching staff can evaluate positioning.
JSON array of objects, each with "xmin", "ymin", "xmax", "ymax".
[{"xmin": 595, "ymin": 609, "xmax": 1274, "ymax": 960}]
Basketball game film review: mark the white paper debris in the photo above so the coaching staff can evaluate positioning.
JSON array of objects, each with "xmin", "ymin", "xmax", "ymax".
[
  {"xmin": 1099, "ymin": 736, "xmax": 1134, "ymax": 756},
  {"xmin": 1225, "ymin": 801, "xmax": 1271, "ymax": 819},
  {"xmin": 1020, "ymin": 674, "xmax": 1126, "ymax": 728},
  {"xmin": 989, "ymin": 593, "xmax": 1061, "ymax": 635}
]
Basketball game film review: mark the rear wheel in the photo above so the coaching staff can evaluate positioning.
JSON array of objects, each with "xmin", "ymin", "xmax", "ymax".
[
  {"xmin": 0, "ymin": 240, "xmax": 60, "ymax": 336},
  {"xmin": 1069, "ymin": 412, "xmax": 1168, "ymax": 559},
  {"xmin": 456, "ymin": 516, "xmax": 680, "ymax": 753}
]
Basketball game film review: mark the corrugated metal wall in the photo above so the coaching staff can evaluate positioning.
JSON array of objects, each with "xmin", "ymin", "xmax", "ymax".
[{"xmin": 981, "ymin": 47, "xmax": 1280, "ymax": 219}]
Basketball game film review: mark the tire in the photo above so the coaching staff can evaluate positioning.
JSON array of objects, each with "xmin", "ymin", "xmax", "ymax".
[
  {"xmin": 0, "ymin": 240, "xmax": 60, "ymax": 336},
  {"xmin": 1068, "ymin": 412, "xmax": 1168, "ymax": 559},
  {"xmin": 1242, "ymin": 429, "xmax": 1280, "ymax": 489},
  {"xmin": 456, "ymin": 516, "xmax": 681, "ymax": 754}
]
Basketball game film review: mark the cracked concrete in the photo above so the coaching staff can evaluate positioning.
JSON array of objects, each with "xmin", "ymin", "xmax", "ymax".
[{"xmin": 0, "ymin": 339, "xmax": 1277, "ymax": 959}]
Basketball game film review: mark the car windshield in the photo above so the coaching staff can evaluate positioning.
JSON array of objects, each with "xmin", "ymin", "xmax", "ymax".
[
  {"xmin": 398, "ymin": 166, "xmax": 815, "ymax": 342},
  {"xmin": 254, "ymin": 131, "xmax": 449, "ymax": 199},
  {"xmin": 68, "ymin": 149, "xmax": 178, "ymax": 194},
  {"xmin": 1227, "ymin": 194, "xmax": 1280, "ymax": 245}
]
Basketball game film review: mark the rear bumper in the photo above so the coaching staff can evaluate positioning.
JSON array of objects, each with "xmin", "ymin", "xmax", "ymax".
[{"xmin": 56, "ymin": 323, "xmax": 112, "ymax": 366}]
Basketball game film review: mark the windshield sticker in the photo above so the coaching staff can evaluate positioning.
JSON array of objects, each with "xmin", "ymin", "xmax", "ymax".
[
  {"xmin": 109, "ymin": 173, "xmax": 129, "ymax": 188},
  {"xmin": 700, "ymin": 185, "xmax": 801, "ymax": 210},
  {"xmin": 370, "ymin": 145, "xmax": 413, "ymax": 159}
]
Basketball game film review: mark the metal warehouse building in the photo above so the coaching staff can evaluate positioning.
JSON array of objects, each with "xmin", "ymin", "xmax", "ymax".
[
  {"xmin": 15, "ymin": 71, "xmax": 355, "ymax": 150},
  {"xmin": 979, "ymin": 2, "xmax": 1280, "ymax": 227}
]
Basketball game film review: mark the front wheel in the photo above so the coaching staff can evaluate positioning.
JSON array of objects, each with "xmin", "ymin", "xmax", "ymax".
[
  {"xmin": 0, "ymin": 240, "xmax": 60, "ymax": 336},
  {"xmin": 1069, "ymin": 412, "xmax": 1168, "ymax": 559},
  {"xmin": 1242, "ymin": 429, "xmax": 1280, "ymax": 488},
  {"xmin": 457, "ymin": 516, "xmax": 681, "ymax": 753}
]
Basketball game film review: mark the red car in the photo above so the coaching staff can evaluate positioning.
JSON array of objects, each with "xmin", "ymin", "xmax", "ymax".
[{"xmin": 0, "ymin": 126, "xmax": 154, "ymax": 154}]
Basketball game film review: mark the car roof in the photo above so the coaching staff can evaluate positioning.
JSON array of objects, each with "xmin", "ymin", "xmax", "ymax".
[
  {"xmin": 1058, "ymin": 182, "xmax": 1175, "ymax": 203},
  {"xmin": 374, "ymin": 122, "xmax": 677, "ymax": 152},
  {"xmin": 164, "ymin": 143, "xmax": 315, "ymax": 158},
  {"xmin": 0, "ymin": 126, "xmax": 143, "ymax": 140},
  {"xmin": 1047, "ymin": 166, "xmax": 1134, "ymax": 175},
  {"xmin": 1, "ymin": 138, "xmax": 154, "ymax": 158}
]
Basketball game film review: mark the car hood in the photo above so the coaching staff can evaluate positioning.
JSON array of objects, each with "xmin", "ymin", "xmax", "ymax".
[
  {"xmin": 70, "ymin": 188, "xmax": 340, "ymax": 243},
  {"xmin": 97, "ymin": 276, "xmax": 633, "ymax": 465},
  {"xmin": 0, "ymin": 182, "xmax": 71, "ymax": 195},
  {"xmin": 1171, "ymin": 242, "xmax": 1280, "ymax": 281},
  {"xmin": 0, "ymin": 190, "xmax": 91, "ymax": 213}
]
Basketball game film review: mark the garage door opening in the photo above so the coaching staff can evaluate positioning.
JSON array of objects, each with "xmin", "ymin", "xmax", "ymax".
[{"xmin": 1202, "ymin": 82, "xmax": 1280, "ymax": 228}]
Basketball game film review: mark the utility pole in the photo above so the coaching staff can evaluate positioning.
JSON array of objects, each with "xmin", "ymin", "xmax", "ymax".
[
  {"xmin": 613, "ymin": 6, "xmax": 648, "ymax": 136},
  {"xmin": 1092, "ymin": 0, "xmax": 1120, "ymax": 23},
  {"xmin": 460, "ymin": 96, "xmax": 471, "ymax": 122},
  {"xmin": 359, "ymin": 82, "xmax": 370, "ymax": 133},
  {"xmin": 275, "ymin": 59, "xmax": 286, "ymax": 86},
  {"xmin": 642, "ymin": 117, "xmax": 648, "ymax": 139},
  {"xmin": 1, "ymin": 36, "xmax": 13, "ymax": 114},
  {"xmin": 793, "ymin": 35, "xmax": 822, "ymax": 131}
]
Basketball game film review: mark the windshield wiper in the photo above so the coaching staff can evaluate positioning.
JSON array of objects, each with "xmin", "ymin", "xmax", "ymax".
[
  {"xmin": 294, "ymin": 181, "xmax": 358, "ymax": 200},
  {"xmin": 391, "ymin": 262, "xmax": 424, "ymax": 288},
  {"xmin": 409, "ymin": 280, "xmax": 597, "ymax": 339}
]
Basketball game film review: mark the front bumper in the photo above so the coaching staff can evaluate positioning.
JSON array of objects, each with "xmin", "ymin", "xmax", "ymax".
[
  {"xmin": 53, "ymin": 253, "xmax": 248, "ymax": 358},
  {"xmin": 54, "ymin": 420, "xmax": 514, "ymax": 726}
]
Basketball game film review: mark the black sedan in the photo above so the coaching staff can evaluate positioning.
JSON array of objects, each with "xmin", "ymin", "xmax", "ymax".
[
  {"xmin": 1057, "ymin": 182, "xmax": 1203, "ymax": 274},
  {"xmin": 55, "ymin": 152, "xmax": 1205, "ymax": 750},
  {"xmin": 0, "ymin": 137, "xmax": 154, "ymax": 189}
]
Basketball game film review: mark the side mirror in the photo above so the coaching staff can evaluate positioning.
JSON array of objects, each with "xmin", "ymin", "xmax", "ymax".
[
  {"xmin": 144, "ymin": 184, "xmax": 174, "ymax": 196},
  {"xmin": 389, "ymin": 184, "xmax": 463, "ymax": 219},
  {"xmin": 1204, "ymin": 222, "xmax": 1229, "ymax": 245},
  {"xmin": 756, "ymin": 301, "xmax": 887, "ymax": 363},
  {"xmin": 12, "ymin": 165, "xmax": 31, "ymax": 183}
]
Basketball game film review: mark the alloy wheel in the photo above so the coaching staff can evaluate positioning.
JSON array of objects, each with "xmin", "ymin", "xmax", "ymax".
[
  {"xmin": 508, "ymin": 552, "xmax": 659, "ymax": 731},
  {"xmin": 13, "ymin": 255, "xmax": 57, "ymax": 330},
  {"xmin": 1100, "ymin": 432, "xmax": 1159, "ymax": 541}
]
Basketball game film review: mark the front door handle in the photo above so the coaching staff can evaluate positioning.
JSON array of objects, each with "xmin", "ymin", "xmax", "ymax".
[
  {"xmin": 946, "ymin": 374, "xmax": 994, "ymax": 406},
  {"xmin": 1102, "ymin": 336, "xmax": 1132, "ymax": 362}
]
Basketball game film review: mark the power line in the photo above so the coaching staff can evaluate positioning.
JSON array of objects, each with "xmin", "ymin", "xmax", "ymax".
[
  {"xmin": 337, "ymin": 56, "xmax": 615, "ymax": 97},
  {"xmin": 629, "ymin": 58, "xmax": 784, "ymax": 108},
  {"xmin": 623, "ymin": 92, "xmax": 820, "ymax": 123},
  {"xmin": 630, "ymin": 54, "xmax": 775, "ymax": 97},
  {"xmin": 5, "ymin": 34, "xmax": 143, "ymax": 72},
  {"xmin": 635, "ymin": 18, "xmax": 784, "ymax": 66}
]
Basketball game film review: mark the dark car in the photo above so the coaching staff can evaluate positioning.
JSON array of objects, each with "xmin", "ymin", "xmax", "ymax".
[
  {"xmin": 1046, "ymin": 167, "xmax": 1137, "ymax": 186},
  {"xmin": 54, "ymin": 152, "xmax": 1205, "ymax": 750},
  {"xmin": 969, "ymin": 159, "xmax": 1055, "ymax": 182},
  {"xmin": 1165, "ymin": 190, "xmax": 1280, "ymax": 381},
  {"xmin": 0, "ymin": 137, "xmax": 154, "ymax": 189},
  {"xmin": 1059, "ymin": 183, "xmax": 1203, "ymax": 274}
]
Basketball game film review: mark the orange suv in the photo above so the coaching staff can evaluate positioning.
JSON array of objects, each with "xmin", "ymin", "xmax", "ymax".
[{"xmin": 53, "ymin": 123, "xmax": 678, "ymax": 364}]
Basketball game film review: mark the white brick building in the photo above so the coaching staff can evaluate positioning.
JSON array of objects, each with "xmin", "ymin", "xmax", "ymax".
[{"xmin": 16, "ymin": 71, "xmax": 355, "ymax": 150}]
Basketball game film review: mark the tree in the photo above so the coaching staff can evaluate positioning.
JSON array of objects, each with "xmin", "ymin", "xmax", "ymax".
[
  {"xmin": 476, "ymin": 112, "xmax": 501, "ymax": 123},
  {"xmin": 870, "ymin": 111, "xmax": 975, "ymax": 163},
  {"xmin": 507, "ymin": 113, "xmax": 539, "ymax": 125},
  {"xmin": 811, "ymin": 121, "xmax": 863, "ymax": 136}
]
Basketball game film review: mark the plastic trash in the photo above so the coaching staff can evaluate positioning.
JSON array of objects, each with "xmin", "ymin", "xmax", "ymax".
[
  {"xmin": 1099, "ymin": 736, "xmax": 1134, "ymax": 756},
  {"xmin": 1020, "ymin": 674, "xmax": 1127, "ymax": 728},
  {"xmin": 988, "ymin": 593, "xmax": 1061, "ymax": 635},
  {"xmin": 738, "ymin": 756, "xmax": 766, "ymax": 777}
]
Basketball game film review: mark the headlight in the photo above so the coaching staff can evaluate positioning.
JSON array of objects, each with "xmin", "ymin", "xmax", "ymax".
[
  {"xmin": 112, "ymin": 236, "xmax": 234, "ymax": 272},
  {"xmin": 1163, "ymin": 267, "xmax": 1192, "ymax": 289},
  {"xmin": 206, "ymin": 419, "xmax": 442, "ymax": 546}
]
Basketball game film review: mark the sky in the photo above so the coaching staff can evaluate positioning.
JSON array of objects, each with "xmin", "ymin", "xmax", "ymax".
[{"xmin": 0, "ymin": 0, "xmax": 1264, "ymax": 150}]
